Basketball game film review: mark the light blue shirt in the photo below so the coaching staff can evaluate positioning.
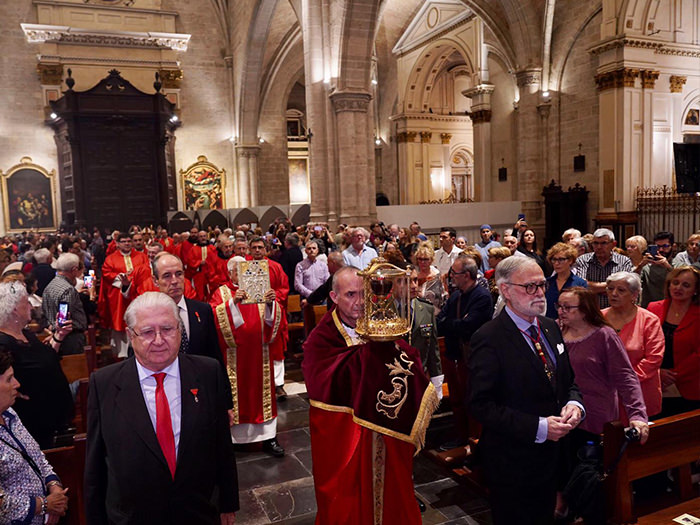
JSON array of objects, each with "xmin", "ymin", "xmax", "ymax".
[
  {"xmin": 342, "ymin": 244, "xmax": 378, "ymax": 270},
  {"xmin": 136, "ymin": 357, "xmax": 182, "ymax": 455},
  {"xmin": 504, "ymin": 306, "xmax": 584, "ymax": 443}
]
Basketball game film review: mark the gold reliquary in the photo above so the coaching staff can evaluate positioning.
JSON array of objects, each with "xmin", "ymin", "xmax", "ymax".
[{"xmin": 355, "ymin": 256, "xmax": 411, "ymax": 341}]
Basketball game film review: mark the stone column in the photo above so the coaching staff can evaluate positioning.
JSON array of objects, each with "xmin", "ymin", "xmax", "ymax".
[
  {"xmin": 441, "ymin": 133, "xmax": 452, "ymax": 200},
  {"xmin": 329, "ymin": 90, "xmax": 376, "ymax": 225},
  {"xmin": 462, "ymin": 84, "xmax": 494, "ymax": 202},
  {"xmin": 419, "ymin": 131, "xmax": 432, "ymax": 201},
  {"xmin": 235, "ymin": 145, "xmax": 260, "ymax": 207},
  {"xmin": 515, "ymin": 68, "xmax": 544, "ymax": 224}
]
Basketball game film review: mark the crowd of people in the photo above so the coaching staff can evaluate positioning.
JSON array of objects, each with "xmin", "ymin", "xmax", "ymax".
[{"xmin": 0, "ymin": 218, "xmax": 696, "ymax": 523}]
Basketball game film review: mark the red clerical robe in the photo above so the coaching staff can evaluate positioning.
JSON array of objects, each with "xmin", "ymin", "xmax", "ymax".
[
  {"xmin": 302, "ymin": 310, "xmax": 439, "ymax": 525},
  {"xmin": 209, "ymin": 284, "xmax": 282, "ymax": 425},
  {"xmin": 183, "ymin": 243, "xmax": 218, "ymax": 300},
  {"xmin": 265, "ymin": 258, "xmax": 289, "ymax": 361},
  {"xmin": 97, "ymin": 249, "xmax": 149, "ymax": 331}
]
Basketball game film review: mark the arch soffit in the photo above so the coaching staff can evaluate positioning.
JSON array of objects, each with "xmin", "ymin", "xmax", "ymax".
[
  {"xmin": 404, "ymin": 38, "xmax": 475, "ymax": 111},
  {"xmin": 551, "ymin": 5, "xmax": 602, "ymax": 93},
  {"xmin": 337, "ymin": 0, "xmax": 383, "ymax": 90},
  {"xmin": 239, "ymin": 0, "xmax": 282, "ymax": 143},
  {"xmin": 617, "ymin": 0, "xmax": 670, "ymax": 36},
  {"xmin": 455, "ymin": 0, "xmax": 517, "ymax": 69},
  {"xmin": 259, "ymin": 26, "xmax": 304, "ymax": 118},
  {"xmin": 449, "ymin": 144, "xmax": 474, "ymax": 161},
  {"xmin": 485, "ymin": 45, "xmax": 518, "ymax": 97}
]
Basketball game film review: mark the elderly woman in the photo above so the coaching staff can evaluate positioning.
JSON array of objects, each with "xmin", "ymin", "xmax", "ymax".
[
  {"xmin": 294, "ymin": 240, "xmax": 330, "ymax": 298},
  {"xmin": 545, "ymin": 242, "xmax": 587, "ymax": 319},
  {"xmin": 672, "ymin": 233, "xmax": 700, "ymax": 268},
  {"xmin": 413, "ymin": 242, "xmax": 445, "ymax": 312},
  {"xmin": 0, "ymin": 350, "xmax": 69, "ymax": 524},
  {"xmin": 625, "ymin": 235, "xmax": 648, "ymax": 274},
  {"xmin": 602, "ymin": 272, "xmax": 665, "ymax": 418},
  {"xmin": 647, "ymin": 266, "xmax": 700, "ymax": 417},
  {"xmin": 0, "ymin": 282, "xmax": 73, "ymax": 449},
  {"xmin": 485, "ymin": 246, "xmax": 510, "ymax": 305}
]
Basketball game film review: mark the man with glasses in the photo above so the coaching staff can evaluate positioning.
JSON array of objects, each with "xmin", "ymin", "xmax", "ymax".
[
  {"xmin": 640, "ymin": 231, "xmax": 675, "ymax": 307},
  {"xmin": 342, "ymin": 227, "xmax": 377, "ymax": 270},
  {"xmin": 434, "ymin": 227, "xmax": 462, "ymax": 275},
  {"xmin": 86, "ymin": 292, "xmax": 239, "ymax": 524},
  {"xmin": 572, "ymin": 228, "xmax": 632, "ymax": 308},
  {"xmin": 469, "ymin": 257, "xmax": 584, "ymax": 524},
  {"xmin": 436, "ymin": 254, "xmax": 492, "ymax": 450}
]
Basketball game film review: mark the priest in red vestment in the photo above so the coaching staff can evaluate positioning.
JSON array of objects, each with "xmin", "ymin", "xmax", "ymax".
[
  {"xmin": 209, "ymin": 256, "xmax": 286, "ymax": 457},
  {"xmin": 97, "ymin": 232, "xmax": 149, "ymax": 357},
  {"xmin": 129, "ymin": 243, "xmax": 196, "ymax": 299},
  {"xmin": 302, "ymin": 266, "xmax": 439, "ymax": 525},
  {"xmin": 249, "ymin": 237, "xmax": 289, "ymax": 398},
  {"xmin": 183, "ymin": 230, "xmax": 218, "ymax": 301}
]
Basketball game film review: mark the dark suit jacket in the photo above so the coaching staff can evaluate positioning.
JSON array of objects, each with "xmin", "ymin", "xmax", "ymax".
[
  {"xmin": 184, "ymin": 298, "xmax": 223, "ymax": 365},
  {"xmin": 468, "ymin": 310, "xmax": 583, "ymax": 490},
  {"xmin": 85, "ymin": 354, "xmax": 239, "ymax": 525}
]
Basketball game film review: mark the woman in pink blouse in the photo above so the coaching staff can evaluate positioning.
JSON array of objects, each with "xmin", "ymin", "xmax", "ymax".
[{"xmin": 603, "ymin": 271, "xmax": 665, "ymax": 418}]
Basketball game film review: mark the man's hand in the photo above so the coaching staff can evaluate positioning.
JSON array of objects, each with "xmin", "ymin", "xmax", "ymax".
[
  {"xmin": 545, "ymin": 416, "xmax": 573, "ymax": 441},
  {"xmin": 587, "ymin": 281, "xmax": 607, "ymax": 295},
  {"xmin": 55, "ymin": 316, "xmax": 73, "ymax": 338},
  {"xmin": 300, "ymin": 299, "xmax": 308, "ymax": 309},
  {"xmin": 233, "ymin": 290, "xmax": 247, "ymax": 304},
  {"xmin": 264, "ymin": 289, "xmax": 276, "ymax": 304},
  {"xmin": 645, "ymin": 253, "xmax": 671, "ymax": 269},
  {"xmin": 660, "ymin": 369, "xmax": 677, "ymax": 388},
  {"xmin": 46, "ymin": 487, "xmax": 69, "ymax": 515},
  {"xmin": 227, "ymin": 409, "xmax": 235, "ymax": 427},
  {"xmin": 629, "ymin": 420, "xmax": 650, "ymax": 445},
  {"xmin": 220, "ymin": 512, "xmax": 236, "ymax": 524},
  {"xmin": 559, "ymin": 404, "xmax": 583, "ymax": 428}
]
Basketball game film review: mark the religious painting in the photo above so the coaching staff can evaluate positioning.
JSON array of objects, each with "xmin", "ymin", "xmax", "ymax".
[
  {"xmin": 685, "ymin": 109, "xmax": 699, "ymax": 126},
  {"xmin": 288, "ymin": 157, "xmax": 310, "ymax": 204},
  {"xmin": 0, "ymin": 157, "xmax": 57, "ymax": 232},
  {"xmin": 180, "ymin": 155, "xmax": 225, "ymax": 210},
  {"xmin": 238, "ymin": 259, "xmax": 270, "ymax": 304}
]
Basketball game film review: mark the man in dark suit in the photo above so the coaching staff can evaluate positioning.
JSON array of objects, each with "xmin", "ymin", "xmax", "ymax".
[
  {"xmin": 469, "ymin": 257, "xmax": 584, "ymax": 525},
  {"xmin": 85, "ymin": 292, "xmax": 238, "ymax": 524}
]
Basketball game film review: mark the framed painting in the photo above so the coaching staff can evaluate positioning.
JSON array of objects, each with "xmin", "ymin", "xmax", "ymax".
[
  {"xmin": 0, "ymin": 157, "xmax": 57, "ymax": 232},
  {"xmin": 288, "ymin": 157, "xmax": 310, "ymax": 204},
  {"xmin": 180, "ymin": 155, "xmax": 226, "ymax": 210}
]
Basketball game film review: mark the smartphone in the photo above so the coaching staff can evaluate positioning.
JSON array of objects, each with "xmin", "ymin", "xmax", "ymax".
[
  {"xmin": 57, "ymin": 302, "xmax": 69, "ymax": 326},
  {"xmin": 518, "ymin": 213, "xmax": 526, "ymax": 220},
  {"xmin": 84, "ymin": 275, "xmax": 94, "ymax": 289},
  {"xmin": 647, "ymin": 245, "xmax": 659, "ymax": 257}
]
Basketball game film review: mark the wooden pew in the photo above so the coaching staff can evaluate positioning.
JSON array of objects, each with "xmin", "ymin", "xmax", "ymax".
[
  {"xmin": 43, "ymin": 434, "xmax": 87, "ymax": 525},
  {"xmin": 60, "ymin": 354, "xmax": 90, "ymax": 384},
  {"xmin": 303, "ymin": 303, "xmax": 327, "ymax": 337},
  {"xmin": 604, "ymin": 409, "xmax": 700, "ymax": 524}
]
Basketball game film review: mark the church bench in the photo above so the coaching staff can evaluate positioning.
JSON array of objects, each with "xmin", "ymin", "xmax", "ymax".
[
  {"xmin": 43, "ymin": 433, "xmax": 87, "ymax": 525},
  {"xmin": 604, "ymin": 409, "xmax": 700, "ymax": 524}
]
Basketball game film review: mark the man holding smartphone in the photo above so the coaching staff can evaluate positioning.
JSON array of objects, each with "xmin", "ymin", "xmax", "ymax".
[
  {"xmin": 42, "ymin": 253, "xmax": 88, "ymax": 354},
  {"xmin": 640, "ymin": 231, "xmax": 675, "ymax": 307}
]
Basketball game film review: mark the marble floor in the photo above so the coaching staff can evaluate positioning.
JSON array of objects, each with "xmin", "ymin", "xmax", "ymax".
[{"xmin": 234, "ymin": 365, "xmax": 493, "ymax": 525}]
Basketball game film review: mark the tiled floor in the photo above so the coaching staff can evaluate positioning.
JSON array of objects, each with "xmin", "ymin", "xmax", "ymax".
[{"xmin": 234, "ymin": 366, "xmax": 493, "ymax": 524}]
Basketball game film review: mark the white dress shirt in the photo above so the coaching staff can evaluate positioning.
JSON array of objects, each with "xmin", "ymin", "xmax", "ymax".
[
  {"xmin": 177, "ymin": 296, "xmax": 190, "ymax": 338},
  {"xmin": 136, "ymin": 358, "xmax": 182, "ymax": 455}
]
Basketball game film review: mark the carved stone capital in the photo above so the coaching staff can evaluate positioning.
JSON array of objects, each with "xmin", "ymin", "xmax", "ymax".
[
  {"xmin": 440, "ymin": 133, "xmax": 452, "ymax": 144},
  {"xmin": 470, "ymin": 109, "xmax": 492, "ymax": 124},
  {"xmin": 37, "ymin": 63, "xmax": 62, "ymax": 85},
  {"xmin": 329, "ymin": 90, "xmax": 372, "ymax": 113},
  {"xmin": 537, "ymin": 103, "xmax": 551, "ymax": 118},
  {"xmin": 594, "ymin": 68, "xmax": 640, "ymax": 91},
  {"xmin": 159, "ymin": 69, "xmax": 183, "ymax": 89},
  {"xmin": 461, "ymin": 83, "xmax": 495, "ymax": 99},
  {"xmin": 515, "ymin": 68, "xmax": 542, "ymax": 88},
  {"xmin": 406, "ymin": 131, "xmax": 417, "ymax": 142},
  {"xmin": 420, "ymin": 131, "xmax": 432, "ymax": 143},
  {"xmin": 236, "ymin": 145, "xmax": 261, "ymax": 158},
  {"xmin": 640, "ymin": 70, "xmax": 660, "ymax": 89},
  {"xmin": 669, "ymin": 75, "xmax": 687, "ymax": 93},
  {"xmin": 396, "ymin": 131, "xmax": 407, "ymax": 143}
]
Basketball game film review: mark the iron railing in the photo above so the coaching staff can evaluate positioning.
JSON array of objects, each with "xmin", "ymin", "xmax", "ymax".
[{"xmin": 636, "ymin": 186, "xmax": 700, "ymax": 244}]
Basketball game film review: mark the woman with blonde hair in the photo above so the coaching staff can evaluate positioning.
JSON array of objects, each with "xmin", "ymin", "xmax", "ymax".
[
  {"xmin": 413, "ymin": 241, "xmax": 445, "ymax": 311},
  {"xmin": 625, "ymin": 235, "xmax": 648, "ymax": 274}
]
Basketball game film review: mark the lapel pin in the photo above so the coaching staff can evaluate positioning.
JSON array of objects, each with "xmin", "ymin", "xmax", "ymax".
[
  {"xmin": 195, "ymin": 311, "xmax": 201, "ymax": 323},
  {"xmin": 190, "ymin": 388, "xmax": 199, "ymax": 403}
]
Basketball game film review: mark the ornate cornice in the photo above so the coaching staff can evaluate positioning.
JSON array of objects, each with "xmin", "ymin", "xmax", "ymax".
[
  {"xmin": 440, "ymin": 133, "xmax": 452, "ymax": 144},
  {"xmin": 640, "ymin": 70, "xmax": 660, "ymax": 89},
  {"xmin": 36, "ymin": 63, "xmax": 62, "ymax": 85},
  {"xmin": 470, "ymin": 109, "xmax": 491, "ymax": 123},
  {"xmin": 329, "ymin": 90, "xmax": 372, "ymax": 113},
  {"xmin": 21, "ymin": 24, "xmax": 191, "ymax": 51},
  {"xmin": 589, "ymin": 36, "xmax": 700, "ymax": 58},
  {"xmin": 669, "ymin": 75, "xmax": 687, "ymax": 93},
  {"xmin": 594, "ymin": 67, "xmax": 639, "ymax": 91},
  {"xmin": 420, "ymin": 131, "xmax": 432, "ymax": 143},
  {"xmin": 159, "ymin": 69, "xmax": 183, "ymax": 89},
  {"xmin": 390, "ymin": 112, "xmax": 470, "ymax": 123},
  {"xmin": 37, "ymin": 53, "xmax": 180, "ymax": 69},
  {"xmin": 461, "ymin": 83, "xmax": 495, "ymax": 98}
]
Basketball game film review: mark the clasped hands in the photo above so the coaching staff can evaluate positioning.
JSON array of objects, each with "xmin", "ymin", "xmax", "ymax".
[
  {"xmin": 42, "ymin": 486, "xmax": 69, "ymax": 524},
  {"xmin": 546, "ymin": 404, "xmax": 583, "ymax": 442}
]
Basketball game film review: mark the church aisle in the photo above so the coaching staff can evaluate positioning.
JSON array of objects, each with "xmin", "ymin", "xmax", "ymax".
[{"xmin": 233, "ymin": 365, "xmax": 493, "ymax": 524}]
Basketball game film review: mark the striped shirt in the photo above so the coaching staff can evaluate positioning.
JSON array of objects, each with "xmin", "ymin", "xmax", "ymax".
[{"xmin": 572, "ymin": 251, "xmax": 632, "ymax": 308}]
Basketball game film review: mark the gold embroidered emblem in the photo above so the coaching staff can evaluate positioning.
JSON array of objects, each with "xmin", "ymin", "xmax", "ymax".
[{"xmin": 376, "ymin": 349, "xmax": 414, "ymax": 420}]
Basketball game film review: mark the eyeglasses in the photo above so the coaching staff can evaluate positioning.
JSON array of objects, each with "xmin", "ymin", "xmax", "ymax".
[
  {"xmin": 506, "ymin": 281, "xmax": 548, "ymax": 295},
  {"xmin": 448, "ymin": 268, "xmax": 468, "ymax": 276},
  {"xmin": 416, "ymin": 257, "xmax": 431, "ymax": 262},
  {"xmin": 551, "ymin": 257, "xmax": 570, "ymax": 264},
  {"xmin": 555, "ymin": 303, "xmax": 580, "ymax": 312},
  {"xmin": 131, "ymin": 325, "xmax": 179, "ymax": 342}
]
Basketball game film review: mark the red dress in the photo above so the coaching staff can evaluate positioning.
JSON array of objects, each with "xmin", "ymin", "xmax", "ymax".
[
  {"xmin": 302, "ymin": 310, "xmax": 439, "ymax": 524},
  {"xmin": 97, "ymin": 250, "xmax": 149, "ymax": 331}
]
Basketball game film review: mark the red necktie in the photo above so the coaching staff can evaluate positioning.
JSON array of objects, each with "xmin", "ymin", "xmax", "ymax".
[{"xmin": 153, "ymin": 372, "xmax": 177, "ymax": 478}]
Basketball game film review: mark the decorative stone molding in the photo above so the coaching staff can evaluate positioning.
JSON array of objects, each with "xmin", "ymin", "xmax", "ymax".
[
  {"xmin": 640, "ymin": 70, "xmax": 660, "ymax": 89},
  {"xmin": 461, "ymin": 83, "xmax": 495, "ymax": 98},
  {"xmin": 469, "ymin": 109, "xmax": 491, "ymax": 123},
  {"xmin": 36, "ymin": 53, "xmax": 180, "ymax": 70},
  {"xmin": 537, "ymin": 104, "xmax": 551, "ymax": 118},
  {"xmin": 159, "ymin": 69, "xmax": 183, "ymax": 89},
  {"xmin": 440, "ymin": 133, "xmax": 452, "ymax": 144},
  {"xmin": 515, "ymin": 68, "xmax": 542, "ymax": 88},
  {"xmin": 329, "ymin": 90, "xmax": 372, "ymax": 113},
  {"xmin": 37, "ymin": 64, "xmax": 62, "ymax": 85},
  {"xmin": 396, "ymin": 132, "xmax": 407, "ymax": 143},
  {"xmin": 406, "ymin": 131, "xmax": 417, "ymax": 142},
  {"xmin": 21, "ymin": 24, "xmax": 191, "ymax": 51},
  {"xmin": 589, "ymin": 37, "xmax": 699, "ymax": 58},
  {"xmin": 669, "ymin": 75, "xmax": 687, "ymax": 93},
  {"xmin": 236, "ymin": 146, "xmax": 261, "ymax": 158},
  {"xmin": 390, "ymin": 113, "xmax": 470, "ymax": 123},
  {"xmin": 420, "ymin": 132, "xmax": 432, "ymax": 143},
  {"xmin": 594, "ymin": 68, "xmax": 640, "ymax": 91}
]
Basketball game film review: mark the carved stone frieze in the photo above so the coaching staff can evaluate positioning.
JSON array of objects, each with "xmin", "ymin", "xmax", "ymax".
[
  {"xmin": 470, "ymin": 109, "xmax": 492, "ymax": 123},
  {"xmin": 669, "ymin": 75, "xmax": 687, "ymax": 93},
  {"xmin": 515, "ymin": 68, "xmax": 542, "ymax": 88},
  {"xmin": 440, "ymin": 133, "xmax": 452, "ymax": 144},
  {"xmin": 640, "ymin": 70, "xmax": 660, "ymax": 89},
  {"xmin": 159, "ymin": 69, "xmax": 183, "ymax": 89},
  {"xmin": 594, "ymin": 68, "xmax": 640, "ymax": 91},
  {"xmin": 329, "ymin": 91, "xmax": 372, "ymax": 113},
  {"xmin": 37, "ymin": 63, "xmax": 62, "ymax": 85}
]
